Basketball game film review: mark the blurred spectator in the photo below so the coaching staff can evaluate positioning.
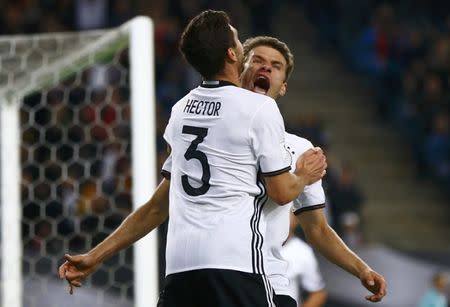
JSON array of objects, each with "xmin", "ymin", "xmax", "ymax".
[
  {"xmin": 86, "ymin": 65, "xmax": 110, "ymax": 90},
  {"xmin": 74, "ymin": 0, "xmax": 108, "ymax": 30},
  {"xmin": 419, "ymin": 73, "xmax": 446, "ymax": 134},
  {"xmin": 424, "ymin": 113, "xmax": 450, "ymax": 191},
  {"xmin": 340, "ymin": 212, "xmax": 363, "ymax": 249},
  {"xmin": 418, "ymin": 272, "xmax": 449, "ymax": 307},
  {"xmin": 353, "ymin": 3, "xmax": 395, "ymax": 77},
  {"xmin": 327, "ymin": 161, "xmax": 365, "ymax": 241},
  {"xmin": 101, "ymin": 143, "xmax": 121, "ymax": 182}
]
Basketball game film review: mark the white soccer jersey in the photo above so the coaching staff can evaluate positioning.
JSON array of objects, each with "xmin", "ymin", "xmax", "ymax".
[
  {"xmin": 161, "ymin": 80, "xmax": 291, "ymax": 276},
  {"xmin": 263, "ymin": 133, "xmax": 326, "ymax": 298},
  {"xmin": 281, "ymin": 237, "xmax": 325, "ymax": 304}
]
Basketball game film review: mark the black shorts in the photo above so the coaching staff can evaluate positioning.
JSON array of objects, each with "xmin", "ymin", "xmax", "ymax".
[
  {"xmin": 274, "ymin": 294, "xmax": 296, "ymax": 307},
  {"xmin": 157, "ymin": 269, "xmax": 276, "ymax": 307}
]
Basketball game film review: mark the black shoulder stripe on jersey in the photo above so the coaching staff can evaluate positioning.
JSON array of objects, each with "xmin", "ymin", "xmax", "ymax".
[
  {"xmin": 293, "ymin": 203, "xmax": 325, "ymax": 215},
  {"xmin": 261, "ymin": 166, "xmax": 291, "ymax": 177},
  {"xmin": 161, "ymin": 170, "xmax": 171, "ymax": 180},
  {"xmin": 250, "ymin": 176, "xmax": 267, "ymax": 274}
]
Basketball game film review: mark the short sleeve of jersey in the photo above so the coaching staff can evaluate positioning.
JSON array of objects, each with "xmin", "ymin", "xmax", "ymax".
[
  {"xmin": 292, "ymin": 179, "xmax": 326, "ymax": 215},
  {"xmin": 161, "ymin": 154, "xmax": 172, "ymax": 180},
  {"xmin": 298, "ymin": 246, "xmax": 325, "ymax": 292},
  {"xmin": 161, "ymin": 105, "xmax": 176, "ymax": 180},
  {"xmin": 249, "ymin": 100, "xmax": 291, "ymax": 176},
  {"xmin": 163, "ymin": 121, "xmax": 172, "ymax": 148}
]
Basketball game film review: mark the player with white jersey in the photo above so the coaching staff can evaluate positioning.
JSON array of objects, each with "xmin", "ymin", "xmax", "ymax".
[
  {"xmin": 241, "ymin": 36, "xmax": 387, "ymax": 306},
  {"xmin": 263, "ymin": 134, "xmax": 327, "ymax": 306},
  {"xmin": 59, "ymin": 11, "xmax": 328, "ymax": 307},
  {"xmin": 161, "ymin": 81, "xmax": 289, "ymax": 276}
]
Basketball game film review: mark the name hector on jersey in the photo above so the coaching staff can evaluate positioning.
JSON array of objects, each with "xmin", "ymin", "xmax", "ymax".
[{"xmin": 183, "ymin": 99, "xmax": 222, "ymax": 116}]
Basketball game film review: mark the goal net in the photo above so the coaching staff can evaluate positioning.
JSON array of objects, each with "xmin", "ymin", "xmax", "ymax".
[{"xmin": 0, "ymin": 17, "xmax": 157, "ymax": 307}]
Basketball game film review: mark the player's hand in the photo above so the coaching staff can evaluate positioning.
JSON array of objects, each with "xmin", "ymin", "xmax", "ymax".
[
  {"xmin": 295, "ymin": 147, "xmax": 327, "ymax": 185},
  {"xmin": 359, "ymin": 268, "xmax": 387, "ymax": 302},
  {"xmin": 58, "ymin": 253, "xmax": 98, "ymax": 295}
]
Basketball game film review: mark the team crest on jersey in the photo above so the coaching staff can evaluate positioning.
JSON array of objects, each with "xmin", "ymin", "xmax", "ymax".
[{"xmin": 282, "ymin": 142, "xmax": 293, "ymax": 166}]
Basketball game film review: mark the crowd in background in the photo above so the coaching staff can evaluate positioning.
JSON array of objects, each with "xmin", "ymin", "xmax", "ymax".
[{"xmin": 303, "ymin": 0, "xmax": 450, "ymax": 199}]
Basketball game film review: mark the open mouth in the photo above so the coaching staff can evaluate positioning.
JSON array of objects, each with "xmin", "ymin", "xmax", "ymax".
[{"xmin": 253, "ymin": 75, "xmax": 270, "ymax": 95}]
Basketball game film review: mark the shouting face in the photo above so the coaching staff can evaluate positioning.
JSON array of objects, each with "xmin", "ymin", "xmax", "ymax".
[{"xmin": 241, "ymin": 45, "xmax": 288, "ymax": 99}]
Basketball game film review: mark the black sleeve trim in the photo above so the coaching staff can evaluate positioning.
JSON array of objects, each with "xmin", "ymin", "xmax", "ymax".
[
  {"xmin": 293, "ymin": 203, "xmax": 325, "ymax": 215},
  {"xmin": 161, "ymin": 170, "xmax": 171, "ymax": 180},
  {"xmin": 261, "ymin": 166, "xmax": 291, "ymax": 177}
]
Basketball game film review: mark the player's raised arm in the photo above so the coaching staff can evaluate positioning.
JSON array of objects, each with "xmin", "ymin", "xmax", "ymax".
[
  {"xmin": 59, "ymin": 178, "xmax": 170, "ymax": 294},
  {"xmin": 296, "ymin": 208, "xmax": 387, "ymax": 303}
]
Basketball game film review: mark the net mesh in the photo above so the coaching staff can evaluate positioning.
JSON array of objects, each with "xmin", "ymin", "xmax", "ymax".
[{"xmin": 1, "ymin": 29, "xmax": 135, "ymax": 307}]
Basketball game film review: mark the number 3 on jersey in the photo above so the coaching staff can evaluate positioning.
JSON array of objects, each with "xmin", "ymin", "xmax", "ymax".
[{"xmin": 182, "ymin": 125, "xmax": 211, "ymax": 196}]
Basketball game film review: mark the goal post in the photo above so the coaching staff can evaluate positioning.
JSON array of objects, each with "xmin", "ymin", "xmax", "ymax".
[
  {"xmin": 0, "ymin": 16, "xmax": 158, "ymax": 307},
  {"xmin": 1, "ymin": 95, "xmax": 22, "ymax": 307},
  {"xmin": 129, "ymin": 17, "xmax": 158, "ymax": 307}
]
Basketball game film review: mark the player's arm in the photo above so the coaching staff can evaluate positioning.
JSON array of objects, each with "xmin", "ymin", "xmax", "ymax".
[
  {"xmin": 296, "ymin": 208, "xmax": 387, "ymax": 302},
  {"xmin": 302, "ymin": 290, "xmax": 328, "ymax": 307},
  {"xmin": 264, "ymin": 147, "xmax": 327, "ymax": 205},
  {"xmin": 59, "ymin": 178, "xmax": 170, "ymax": 294}
]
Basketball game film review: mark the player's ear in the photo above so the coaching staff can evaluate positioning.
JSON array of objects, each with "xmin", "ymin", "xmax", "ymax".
[
  {"xmin": 226, "ymin": 47, "xmax": 238, "ymax": 63},
  {"xmin": 279, "ymin": 82, "xmax": 287, "ymax": 97}
]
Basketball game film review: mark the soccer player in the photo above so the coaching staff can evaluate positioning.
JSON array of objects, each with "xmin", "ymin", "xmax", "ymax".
[
  {"xmin": 59, "ymin": 10, "xmax": 327, "ymax": 307},
  {"xmin": 240, "ymin": 36, "xmax": 386, "ymax": 306}
]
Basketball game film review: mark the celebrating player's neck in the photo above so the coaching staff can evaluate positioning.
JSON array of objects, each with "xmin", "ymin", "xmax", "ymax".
[{"xmin": 209, "ymin": 63, "xmax": 242, "ymax": 87}]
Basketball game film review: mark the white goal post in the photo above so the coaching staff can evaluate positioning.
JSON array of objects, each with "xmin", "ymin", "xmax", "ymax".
[{"xmin": 0, "ymin": 16, "xmax": 157, "ymax": 307}]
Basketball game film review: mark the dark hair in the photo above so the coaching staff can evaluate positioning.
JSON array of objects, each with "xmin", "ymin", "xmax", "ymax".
[
  {"xmin": 243, "ymin": 36, "xmax": 294, "ymax": 81},
  {"xmin": 179, "ymin": 10, "xmax": 236, "ymax": 79}
]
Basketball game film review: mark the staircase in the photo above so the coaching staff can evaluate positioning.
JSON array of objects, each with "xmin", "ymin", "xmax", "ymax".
[{"xmin": 272, "ymin": 4, "xmax": 450, "ymax": 251}]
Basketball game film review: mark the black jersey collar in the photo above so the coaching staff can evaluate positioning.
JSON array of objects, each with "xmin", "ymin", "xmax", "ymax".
[{"xmin": 200, "ymin": 80, "xmax": 237, "ymax": 88}]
